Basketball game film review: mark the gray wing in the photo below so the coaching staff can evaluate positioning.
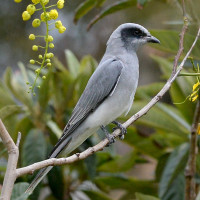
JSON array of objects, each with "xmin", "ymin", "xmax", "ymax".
[{"xmin": 49, "ymin": 58, "xmax": 123, "ymax": 157}]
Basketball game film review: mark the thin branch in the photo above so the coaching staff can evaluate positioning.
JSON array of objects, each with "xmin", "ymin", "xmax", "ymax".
[
  {"xmin": 16, "ymin": 132, "xmax": 21, "ymax": 148},
  {"xmin": 0, "ymin": 119, "xmax": 19, "ymax": 200},
  {"xmin": 185, "ymin": 98, "xmax": 200, "ymax": 200},
  {"xmin": 171, "ymin": 1, "xmax": 188, "ymax": 76},
  {"xmin": 16, "ymin": 27, "xmax": 200, "ymax": 178}
]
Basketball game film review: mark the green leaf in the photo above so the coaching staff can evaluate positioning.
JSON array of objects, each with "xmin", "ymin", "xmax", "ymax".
[
  {"xmin": 159, "ymin": 143, "xmax": 189, "ymax": 199},
  {"xmin": 48, "ymin": 166, "xmax": 64, "ymax": 200},
  {"xmin": 74, "ymin": 0, "xmax": 97, "ymax": 23},
  {"xmin": 128, "ymin": 101, "xmax": 189, "ymax": 137},
  {"xmin": 135, "ymin": 82, "xmax": 165, "ymax": 99},
  {"xmin": 161, "ymin": 173, "xmax": 185, "ymax": 200},
  {"xmin": 22, "ymin": 129, "xmax": 47, "ymax": 167},
  {"xmin": 0, "ymin": 81, "xmax": 15, "ymax": 108},
  {"xmin": 150, "ymin": 30, "xmax": 200, "ymax": 60},
  {"xmin": 11, "ymin": 182, "xmax": 29, "ymax": 200},
  {"xmin": 47, "ymin": 120, "xmax": 62, "ymax": 139},
  {"xmin": 95, "ymin": 176, "xmax": 157, "ymax": 195},
  {"xmin": 155, "ymin": 153, "xmax": 170, "ymax": 182},
  {"xmin": 135, "ymin": 192, "xmax": 160, "ymax": 200},
  {"xmin": 65, "ymin": 50, "xmax": 80, "ymax": 79},
  {"xmin": 152, "ymin": 56, "xmax": 195, "ymax": 123},
  {"xmin": 83, "ymin": 190, "xmax": 112, "ymax": 200},
  {"xmin": 38, "ymin": 72, "xmax": 51, "ymax": 109},
  {"xmin": 123, "ymin": 127, "xmax": 164, "ymax": 158},
  {"xmin": 98, "ymin": 150, "xmax": 136, "ymax": 173},
  {"xmin": 0, "ymin": 105, "xmax": 23, "ymax": 120},
  {"xmin": 88, "ymin": 0, "xmax": 137, "ymax": 30},
  {"xmin": 4, "ymin": 68, "xmax": 33, "ymax": 112}
]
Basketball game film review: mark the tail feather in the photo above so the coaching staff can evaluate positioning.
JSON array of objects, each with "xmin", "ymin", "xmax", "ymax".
[
  {"xmin": 25, "ymin": 136, "xmax": 72, "ymax": 195},
  {"xmin": 25, "ymin": 166, "xmax": 53, "ymax": 195}
]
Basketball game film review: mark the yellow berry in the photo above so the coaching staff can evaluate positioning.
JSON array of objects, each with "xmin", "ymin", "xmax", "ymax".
[
  {"xmin": 35, "ymin": 68, "xmax": 41, "ymax": 74},
  {"xmin": 26, "ymin": 4, "xmax": 36, "ymax": 15},
  {"xmin": 29, "ymin": 34, "xmax": 35, "ymax": 40},
  {"xmin": 46, "ymin": 59, "xmax": 51, "ymax": 63},
  {"xmin": 32, "ymin": 0, "xmax": 40, "ymax": 3},
  {"xmin": 58, "ymin": 26, "xmax": 66, "ymax": 33},
  {"xmin": 32, "ymin": 45, "xmax": 38, "ymax": 51},
  {"xmin": 30, "ymin": 59, "xmax": 35, "ymax": 64},
  {"xmin": 26, "ymin": 82, "xmax": 29, "ymax": 85},
  {"xmin": 42, "ymin": 76, "xmax": 46, "ymax": 80},
  {"xmin": 39, "ymin": 55, "xmax": 43, "ymax": 59},
  {"xmin": 47, "ymin": 63, "xmax": 52, "ymax": 67},
  {"xmin": 55, "ymin": 20, "xmax": 62, "ymax": 28},
  {"xmin": 14, "ymin": 0, "xmax": 22, "ymax": 3},
  {"xmin": 41, "ymin": 12, "xmax": 50, "ymax": 21},
  {"xmin": 49, "ymin": 43, "xmax": 54, "ymax": 48},
  {"xmin": 49, "ymin": 9, "xmax": 58, "ymax": 20},
  {"xmin": 57, "ymin": 0, "xmax": 64, "ymax": 9},
  {"xmin": 46, "ymin": 35, "xmax": 54, "ymax": 42},
  {"xmin": 32, "ymin": 18, "xmax": 41, "ymax": 28},
  {"xmin": 50, "ymin": 53, "xmax": 54, "ymax": 57},
  {"xmin": 22, "ymin": 11, "xmax": 31, "ymax": 21},
  {"xmin": 41, "ymin": 0, "xmax": 49, "ymax": 5},
  {"xmin": 37, "ymin": 86, "xmax": 41, "ymax": 89}
]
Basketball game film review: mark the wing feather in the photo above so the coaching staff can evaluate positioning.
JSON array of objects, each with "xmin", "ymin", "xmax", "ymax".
[{"xmin": 49, "ymin": 58, "xmax": 123, "ymax": 157}]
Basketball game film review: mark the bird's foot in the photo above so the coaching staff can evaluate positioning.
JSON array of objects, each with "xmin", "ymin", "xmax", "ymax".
[
  {"xmin": 101, "ymin": 125, "xmax": 116, "ymax": 146},
  {"xmin": 112, "ymin": 121, "xmax": 127, "ymax": 140}
]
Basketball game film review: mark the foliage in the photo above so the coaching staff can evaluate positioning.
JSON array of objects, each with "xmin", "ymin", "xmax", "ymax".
[{"xmin": 1, "ymin": 0, "xmax": 200, "ymax": 199}]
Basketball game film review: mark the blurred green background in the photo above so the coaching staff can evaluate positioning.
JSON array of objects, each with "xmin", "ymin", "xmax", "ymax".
[{"xmin": 0, "ymin": 0, "xmax": 200, "ymax": 200}]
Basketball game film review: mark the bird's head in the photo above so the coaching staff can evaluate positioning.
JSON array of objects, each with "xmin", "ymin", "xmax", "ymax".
[{"xmin": 107, "ymin": 23, "xmax": 160, "ymax": 51}]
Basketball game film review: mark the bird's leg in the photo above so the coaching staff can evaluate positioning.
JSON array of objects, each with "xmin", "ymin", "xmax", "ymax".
[
  {"xmin": 112, "ymin": 121, "xmax": 127, "ymax": 140},
  {"xmin": 100, "ymin": 125, "xmax": 115, "ymax": 146}
]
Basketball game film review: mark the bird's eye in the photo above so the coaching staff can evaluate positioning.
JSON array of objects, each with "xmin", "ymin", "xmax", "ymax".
[{"xmin": 133, "ymin": 29, "xmax": 142, "ymax": 37}]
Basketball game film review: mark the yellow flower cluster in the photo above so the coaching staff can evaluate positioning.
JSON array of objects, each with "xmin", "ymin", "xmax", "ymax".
[
  {"xmin": 14, "ymin": 0, "xmax": 66, "ymax": 93},
  {"xmin": 189, "ymin": 81, "xmax": 200, "ymax": 102}
]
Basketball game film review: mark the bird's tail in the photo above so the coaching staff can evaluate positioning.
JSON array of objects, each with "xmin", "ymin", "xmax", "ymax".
[
  {"xmin": 25, "ymin": 166, "xmax": 53, "ymax": 195},
  {"xmin": 25, "ymin": 136, "xmax": 72, "ymax": 195}
]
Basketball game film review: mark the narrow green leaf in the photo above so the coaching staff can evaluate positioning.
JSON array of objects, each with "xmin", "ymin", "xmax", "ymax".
[
  {"xmin": 135, "ymin": 192, "xmax": 160, "ymax": 200},
  {"xmin": 95, "ymin": 176, "xmax": 157, "ymax": 195},
  {"xmin": 3, "ymin": 68, "xmax": 33, "ymax": 112},
  {"xmin": 47, "ymin": 120, "xmax": 62, "ymax": 138},
  {"xmin": 48, "ymin": 166, "xmax": 64, "ymax": 200},
  {"xmin": 150, "ymin": 30, "xmax": 200, "ymax": 60},
  {"xmin": 159, "ymin": 143, "xmax": 189, "ymax": 198},
  {"xmin": 74, "ymin": 0, "xmax": 97, "ymax": 23},
  {"xmin": 162, "ymin": 173, "xmax": 185, "ymax": 200},
  {"xmin": 11, "ymin": 182, "xmax": 29, "ymax": 200},
  {"xmin": 65, "ymin": 50, "xmax": 80, "ymax": 79},
  {"xmin": 88, "ymin": 0, "xmax": 137, "ymax": 30},
  {"xmin": 22, "ymin": 129, "xmax": 47, "ymax": 167},
  {"xmin": 83, "ymin": 190, "xmax": 112, "ymax": 200},
  {"xmin": 152, "ymin": 55, "xmax": 195, "ymax": 123},
  {"xmin": 0, "ymin": 105, "xmax": 23, "ymax": 120},
  {"xmin": 98, "ymin": 150, "xmax": 136, "ymax": 172}
]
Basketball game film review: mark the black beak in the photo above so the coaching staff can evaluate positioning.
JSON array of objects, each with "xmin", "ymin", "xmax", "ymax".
[{"xmin": 147, "ymin": 35, "xmax": 160, "ymax": 44}]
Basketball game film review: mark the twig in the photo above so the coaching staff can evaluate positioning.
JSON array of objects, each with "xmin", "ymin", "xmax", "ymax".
[
  {"xmin": 16, "ymin": 132, "xmax": 21, "ymax": 148},
  {"xmin": 185, "ymin": 98, "xmax": 200, "ymax": 200},
  {"xmin": 15, "ymin": 27, "xmax": 200, "ymax": 178},
  {"xmin": 171, "ymin": 0, "xmax": 188, "ymax": 76},
  {"xmin": 0, "ymin": 119, "xmax": 19, "ymax": 200}
]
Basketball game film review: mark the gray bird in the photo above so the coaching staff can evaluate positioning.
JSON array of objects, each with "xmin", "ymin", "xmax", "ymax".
[{"xmin": 25, "ymin": 23, "xmax": 160, "ymax": 194}]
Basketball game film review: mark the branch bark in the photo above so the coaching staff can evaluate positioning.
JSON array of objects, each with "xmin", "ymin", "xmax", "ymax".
[
  {"xmin": 0, "ymin": 120, "xmax": 19, "ymax": 200},
  {"xmin": 15, "ymin": 27, "xmax": 200, "ymax": 178},
  {"xmin": 185, "ymin": 98, "xmax": 200, "ymax": 200}
]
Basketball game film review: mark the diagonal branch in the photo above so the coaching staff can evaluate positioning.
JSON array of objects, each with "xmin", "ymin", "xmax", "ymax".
[{"xmin": 16, "ymin": 27, "xmax": 200, "ymax": 178}]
